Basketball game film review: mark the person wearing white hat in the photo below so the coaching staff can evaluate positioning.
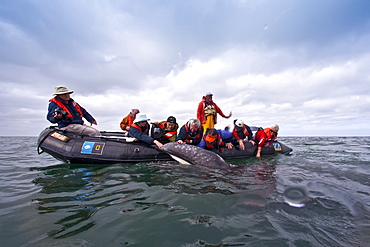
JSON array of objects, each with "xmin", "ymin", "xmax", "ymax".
[
  {"xmin": 197, "ymin": 92, "xmax": 232, "ymax": 135},
  {"xmin": 128, "ymin": 113, "xmax": 163, "ymax": 148},
  {"xmin": 232, "ymin": 119, "xmax": 255, "ymax": 150},
  {"xmin": 47, "ymin": 86, "xmax": 100, "ymax": 137}
]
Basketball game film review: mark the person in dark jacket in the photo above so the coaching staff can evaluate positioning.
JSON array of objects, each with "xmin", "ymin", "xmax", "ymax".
[
  {"xmin": 129, "ymin": 113, "xmax": 163, "ymax": 148},
  {"xmin": 176, "ymin": 118, "xmax": 203, "ymax": 145},
  {"xmin": 232, "ymin": 119, "xmax": 255, "ymax": 150},
  {"xmin": 47, "ymin": 86, "xmax": 100, "ymax": 136}
]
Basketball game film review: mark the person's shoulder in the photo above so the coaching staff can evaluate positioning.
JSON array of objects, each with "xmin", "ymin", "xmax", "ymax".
[{"xmin": 216, "ymin": 129, "xmax": 225, "ymax": 136}]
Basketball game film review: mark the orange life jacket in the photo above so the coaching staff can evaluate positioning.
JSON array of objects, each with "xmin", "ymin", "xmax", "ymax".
[
  {"xmin": 127, "ymin": 115, "xmax": 134, "ymax": 126},
  {"xmin": 203, "ymin": 131, "xmax": 224, "ymax": 149},
  {"xmin": 49, "ymin": 97, "xmax": 83, "ymax": 118},
  {"xmin": 120, "ymin": 114, "xmax": 135, "ymax": 130}
]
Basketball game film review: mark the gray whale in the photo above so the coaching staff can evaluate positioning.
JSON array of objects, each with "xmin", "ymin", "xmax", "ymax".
[{"xmin": 161, "ymin": 143, "xmax": 231, "ymax": 169}]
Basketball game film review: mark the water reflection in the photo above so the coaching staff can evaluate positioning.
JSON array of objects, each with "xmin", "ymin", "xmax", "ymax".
[
  {"xmin": 32, "ymin": 164, "xmax": 107, "ymax": 238},
  {"xmin": 31, "ymin": 162, "xmax": 185, "ymax": 238},
  {"xmin": 31, "ymin": 160, "xmax": 279, "ymax": 239}
]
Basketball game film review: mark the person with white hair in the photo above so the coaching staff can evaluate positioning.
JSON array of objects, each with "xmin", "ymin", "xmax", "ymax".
[
  {"xmin": 254, "ymin": 124, "xmax": 279, "ymax": 158},
  {"xmin": 47, "ymin": 85, "xmax": 100, "ymax": 137},
  {"xmin": 176, "ymin": 118, "xmax": 203, "ymax": 145}
]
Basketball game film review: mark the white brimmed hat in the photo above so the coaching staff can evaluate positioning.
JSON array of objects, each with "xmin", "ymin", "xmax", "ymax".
[
  {"xmin": 234, "ymin": 119, "xmax": 244, "ymax": 128},
  {"xmin": 134, "ymin": 113, "xmax": 150, "ymax": 123},
  {"xmin": 54, "ymin": 86, "xmax": 74, "ymax": 95}
]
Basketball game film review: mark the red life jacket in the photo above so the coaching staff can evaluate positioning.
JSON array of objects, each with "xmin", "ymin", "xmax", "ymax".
[
  {"xmin": 49, "ymin": 97, "xmax": 83, "ymax": 118},
  {"xmin": 232, "ymin": 125, "xmax": 249, "ymax": 140},
  {"xmin": 255, "ymin": 128, "xmax": 277, "ymax": 147},
  {"xmin": 184, "ymin": 124, "xmax": 203, "ymax": 141},
  {"xmin": 159, "ymin": 122, "xmax": 177, "ymax": 141},
  {"xmin": 264, "ymin": 127, "xmax": 277, "ymax": 139},
  {"xmin": 131, "ymin": 122, "xmax": 149, "ymax": 134}
]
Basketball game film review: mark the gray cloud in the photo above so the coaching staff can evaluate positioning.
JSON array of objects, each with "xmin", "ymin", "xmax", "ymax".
[{"xmin": 1, "ymin": 0, "xmax": 370, "ymax": 136}]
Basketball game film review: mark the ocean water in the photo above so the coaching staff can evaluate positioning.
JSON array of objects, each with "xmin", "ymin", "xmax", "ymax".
[{"xmin": 0, "ymin": 136, "xmax": 369, "ymax": 247}]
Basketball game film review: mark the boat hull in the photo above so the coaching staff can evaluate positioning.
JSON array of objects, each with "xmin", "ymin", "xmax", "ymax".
[{"xmin": 37, "ymin": 127, "xmax": 292, "ymax": 164}]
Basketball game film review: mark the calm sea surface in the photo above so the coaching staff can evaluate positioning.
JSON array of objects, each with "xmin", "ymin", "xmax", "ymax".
[{"xmin": 0, "ymin": 136, "xmax": 369, "ymax": 247}]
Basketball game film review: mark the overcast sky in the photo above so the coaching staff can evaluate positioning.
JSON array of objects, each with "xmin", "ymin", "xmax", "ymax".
[{"xmin": 1, "ymin": 0, "xmax": 370, "ymax": 136}]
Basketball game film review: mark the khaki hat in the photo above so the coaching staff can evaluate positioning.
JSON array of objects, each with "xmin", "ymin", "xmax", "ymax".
[{"xmin": 54, "ymin": 86, "xmax": 74, "ymax": 95}]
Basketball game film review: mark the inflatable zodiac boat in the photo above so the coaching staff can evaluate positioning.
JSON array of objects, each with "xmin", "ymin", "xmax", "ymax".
[{"xmin": 37, "ymin": 126, "xmax": 293, "ymax": 164}]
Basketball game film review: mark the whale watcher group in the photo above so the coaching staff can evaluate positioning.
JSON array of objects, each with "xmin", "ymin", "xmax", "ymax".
[{"xmin": 47, "ymin": 86, "xmax": 279, "ymax": 157}]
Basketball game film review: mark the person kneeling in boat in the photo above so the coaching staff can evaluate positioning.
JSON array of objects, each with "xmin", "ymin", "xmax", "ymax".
[
  {"xmin": 120, "ymin": 108, "xmax": 140, "ymax": 136},
  {"xmin": 176, "ymin": 118, "xmax": 203, "ymax": 145},
  {"xmin": 47, "ymin": 85, "xmax": 100, "ymax": 137},
  {"xmin": 198, "ymin": 128, "xmax": 233, "ymax": 151},
  {"xmin": 152, "ymin": 116, "xmax": 179, "ymax": 143},
  {"xmin": 129, "ymin": 113, "xmax": 163, "ymax": 148},
  {"xmin": 232, "ymin": 119, "xmax": 255, "ymax": 150},
  {"xmin": 254, "ymin": 124, "xmax": 279, "ymax": 158}
]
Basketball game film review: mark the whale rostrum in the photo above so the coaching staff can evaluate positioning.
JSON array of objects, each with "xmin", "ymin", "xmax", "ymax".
[{"xmin": 161, "ymin": 143, "xmax": 231, "ymax": 169}]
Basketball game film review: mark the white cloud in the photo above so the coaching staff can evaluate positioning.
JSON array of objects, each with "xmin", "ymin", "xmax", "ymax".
[{"xmin": 1, "ymin": 0, "xmax": 370, "ymax": 136}]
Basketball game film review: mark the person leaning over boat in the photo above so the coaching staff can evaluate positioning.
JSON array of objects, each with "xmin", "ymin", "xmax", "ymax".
[
  {"xmin": 198, "ymin": 128, "xmax": 233, "ymax": 151},
  {"xmin": 128, "ymin": 113, "xmax": 163, "ymax": 148},
  {"xmin": 176, "ymin": 118, "xmax": 203, "ymax": 145},
  {"xmin": 152, "ymin": 116, "xmax": 179, "ymax": 143},
  {"xmin": 254, "ymin": 124, "xmax": 279, "ymax": 158},
  {"xmin": 47, "ymin": 86, "xmax": 100, "ymax": 137},
  {"xmin": 232, "ymin": 119, "xmax": 256, "ymax": 150},
  {"xmin": 120, "ymin": 108, "xmax": 140, "ymax": 135},
  {"xmin": 197, "ymin": 92, "xmax": 232, "ymax": 135}
]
